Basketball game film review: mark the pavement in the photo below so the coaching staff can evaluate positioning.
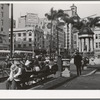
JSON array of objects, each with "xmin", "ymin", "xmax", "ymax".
[{"xmin": 55, "ymin": 70, "xmax": 100, "ymax": 90}]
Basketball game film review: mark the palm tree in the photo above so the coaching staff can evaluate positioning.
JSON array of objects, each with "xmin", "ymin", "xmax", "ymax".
[
  {"xmin": 45, "ymin": 8, "xmax": 57, "ymax": 59},
  {"xmin": 45, "ymin": 8, "xmax": 68, "ymax": 58},
  {"xmin": 89, "ymin": 16, "xmax": 100, "ymax": 28}
]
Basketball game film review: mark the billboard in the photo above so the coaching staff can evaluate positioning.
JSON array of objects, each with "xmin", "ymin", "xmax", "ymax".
[{"xmin": 26, "ymin": 13, "xmax": 39, "ymax": 24}]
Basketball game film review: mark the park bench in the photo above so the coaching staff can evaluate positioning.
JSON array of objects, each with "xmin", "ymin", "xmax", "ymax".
[{"xmin": 16, "ymin": 63, "xmax": 58, "ymax": 89}]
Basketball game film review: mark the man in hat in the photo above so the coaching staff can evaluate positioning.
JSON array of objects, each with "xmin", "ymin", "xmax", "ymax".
[
  {"xmin": 6, "ymin": 60, "xmax": 22, "ymax": 89},
  {"xmin": 74, "ymin": 51, "xmax": 82, "ymax": 76}
]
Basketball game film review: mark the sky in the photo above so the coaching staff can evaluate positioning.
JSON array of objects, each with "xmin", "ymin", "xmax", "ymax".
[{"xmin": 8, "ymin": 1, "xmax": 100, "ymax": 27}]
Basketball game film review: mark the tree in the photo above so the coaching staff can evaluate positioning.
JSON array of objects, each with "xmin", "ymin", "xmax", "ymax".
[
  {"xmin": 89, "ymin": 16, "xmax": 100, "ymax": 27},
  {"xmin": 45, "ymin": 8, "xmax": 68, "ymax": 58},
  {"xmin": 45, "ymin": 8, "xmax": 57, "ymax": 59}
]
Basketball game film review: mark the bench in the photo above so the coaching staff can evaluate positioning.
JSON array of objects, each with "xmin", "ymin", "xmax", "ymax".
[{"xmin": 16, "ymin": 64, "xmax": 58, "ymax": 89}]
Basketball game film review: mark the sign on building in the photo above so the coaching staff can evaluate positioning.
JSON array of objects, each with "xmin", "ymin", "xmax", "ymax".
[{"xmin": 27, "ymin": 13, "xmax": 39, "ymax": 24}]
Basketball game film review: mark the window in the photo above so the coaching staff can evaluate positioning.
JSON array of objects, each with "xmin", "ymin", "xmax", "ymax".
[
  {"xmin": 23, "ymin": 33, "xmax": 26, "ymax": 36},
  {"xmin": 1, "ymin": 27, "xmax": 3, "ymax": 31},
  {"xmin": 34, "ymin": 38, "xmax": 36, "ymax": 42},
  {"xmin": 18, "ymin": 33, "xmax": 21, "ymax": 37},
  {"xmin": 74, "ymin": 41, "xmax": 76, "ymax": 44},
  {"xmin": 99, "ymin": 42, "xmax": 100, "ymax": 48},
  {"xmin": 23, "ymin": 44, "xmax": 26, "ymax": 47},
  {"xmin": 1, "ymin": 20, "xmax": 3, "ymax": 26},
  {"xmin": 34, "ymin": 33, "xmax": 36, "ymax": 37},
  {"xmin": 29, "ymin": 32, "xmax": 32, "ymax": 36},
  {"xmin": 74, "ymin": 35, "xmax": 77, "ymax": 40},
  {"xmin": 29, "ymin": 38, "xmax": 32, "ymax": 42},
  {"xmin": 18, "ymin": 44, "xmax": 21, "ymax": 48},
  {"xmin": 9, "ymin": 34, "xmax": 11, "ymax": 37},
  {"xmin": 96, "ymin": 42, "xmax": 98, "ymax": 48},
  {"xmin": 1, "ymin": 12, "xmax": 3, "ymax": 17},
  {"xmin": 29, "ymin": 44, "xmax": 32, "ymax": 47},
  {"xmin": 23, "ymin": 38, "xmax": 26, "ymax": 41},
  {"xmin": 1, "ymin": 4, "xmax": 3, "ymax": 9},
  {"xmin": 95, "ymin": 34, "xmax": 98, "ymax": 39}
]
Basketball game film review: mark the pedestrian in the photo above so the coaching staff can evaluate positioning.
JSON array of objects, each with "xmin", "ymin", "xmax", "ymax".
[{"xmin": 74, "ymin": 51, "xmax": 82, "ymax": 76}]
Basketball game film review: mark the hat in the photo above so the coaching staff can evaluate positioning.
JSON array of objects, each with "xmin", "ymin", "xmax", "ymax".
[
  {"xmin": 14, "ymin": 60, "xmax": 20, "ymax": 65},
  {"xmin": 25, "ymin": 60, "xmax": 31, "ymax": 66},
  {"xmin": 11, "ymin": 64, "xmax": 17, "ymax": 71}
]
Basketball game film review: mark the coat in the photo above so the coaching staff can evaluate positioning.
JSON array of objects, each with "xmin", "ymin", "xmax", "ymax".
[{"xmin": 74, "ymin": 54, "xmax": 82, "ymax": 67}]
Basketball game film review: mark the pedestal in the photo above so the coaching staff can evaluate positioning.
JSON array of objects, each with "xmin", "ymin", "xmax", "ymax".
[{"xmin": 55, "ymin": 55, "xmax": 62, "ymax": 78}]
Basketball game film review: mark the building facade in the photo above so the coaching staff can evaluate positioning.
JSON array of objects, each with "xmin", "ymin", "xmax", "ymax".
[
  {"xmin": 34, "ymin": 27, "xmax": 44, "ymax": 53},
  {"xmin": 18, "ymin": 13, "xmax": 39, "ymax": 28},
  {"xmin": 94, "ymin": 27, "xmax": 100, "ymax": 57},
  {"xmin": 63, "ymin": 4, "xmax": 78, "ymax": 54},
  {"xmin": 9, "ymin": 18, "xmax": 16, "ymax": 28},
  {"xmin": 0, "ymin": 4, "xmax": 9, "ymax": 50},
  {"xmin": 9, "ymin": 27, "xmax": 44, "ymax": 54},
  {"xmin": 9, "ymin": 27, "xmax": 34, "ymax": 51}
]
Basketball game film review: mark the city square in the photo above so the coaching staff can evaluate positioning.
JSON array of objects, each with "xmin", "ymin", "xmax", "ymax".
[{"xmin": 0, "ymin": 2, "xmax": 100, "ymax": 91}]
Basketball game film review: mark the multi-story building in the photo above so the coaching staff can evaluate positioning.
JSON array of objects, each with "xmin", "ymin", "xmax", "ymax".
[
  {"xmin": 56, "ymin": 25, "xmax": 65, "ymax": 54},
  {"xmin": 93, "ymin": 27, "xmax": 100, "ymax": 57},
  {"xmin": 63, "ymin": 4, "xmax": 78, "ymax": 54},
  {"xmin": 34, "ymin": 27, "xmax": 44, "ymax": 52},
  {"xmin": 9, "ymin": 18, "xmax": 16, "ymax": 28},
  {"xmin": 9, "ymin": 27, "xmax": 44, "ymax": 54},
  {"xmin": 0, "ymin": 4, "xmax": 9, "ymax": 50},
  {"xmin": 72, "ymin": 27, "xmax": 79, "ymax": 51},
  {"xmin": 9, "ymin": 27, "xmax": 34, "ymax": 51},
  {"xmin": 18, "ymin": 13, "xmax": 39, "ymax": 28}
]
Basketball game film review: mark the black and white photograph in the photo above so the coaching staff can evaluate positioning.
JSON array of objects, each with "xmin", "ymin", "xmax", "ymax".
[{"xmin": 0, "ymin": 1, "xmax": 100, "ymax": 92}]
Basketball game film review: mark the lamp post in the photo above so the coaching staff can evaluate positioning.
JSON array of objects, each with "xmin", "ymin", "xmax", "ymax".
[{"xmin": 10, "ymin": 4, "xmax": 13, "ymax": 58}]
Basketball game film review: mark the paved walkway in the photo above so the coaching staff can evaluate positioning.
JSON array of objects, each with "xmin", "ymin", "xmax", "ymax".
[{"xmin": 55, "ymin": 72, "xmax": 100, "ymax": 90}]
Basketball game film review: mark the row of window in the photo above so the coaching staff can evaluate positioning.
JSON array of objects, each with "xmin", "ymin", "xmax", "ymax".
[
  {"xmin": 14, "ymin": 44, "xmax": 32, "ymax": 48},
  {"xmin": 17, "ymin": 32, "xmax": 32, "ymax": 37},
  {"xmin": 95, "ymin": 34, "xmax": 100, "ymax": 39},
  {"xmin": 9, "ymin": 32, "xmax": 32, "ymax": 37},
  {"xmin": 14, "ymin": 44, "xmax": 42, "ymax": 48},
  {"xmin": 9, "ymin": 38, "xmax": 32, "ymax": 42},
  {"xmin": 96, "ymin": 42, "xmax": 100, "ymax": 48}
]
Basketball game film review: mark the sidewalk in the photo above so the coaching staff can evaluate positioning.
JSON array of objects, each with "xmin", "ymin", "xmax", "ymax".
[
  {"xmin": 87, "ymin": 64, "xmax": 100, "ymax": 70},
  {"xmin": 30, "ymin": 64, "xmax": 95, "ymax": 89}
]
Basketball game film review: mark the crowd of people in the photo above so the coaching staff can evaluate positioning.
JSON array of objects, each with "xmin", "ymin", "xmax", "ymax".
[
  {"xmin": 5, "ymin": 55, "xmax": 58, "ymax": 89},
  {"xmin": 1, "ymin": 51, "xmax": 98, "ymax": 89}
]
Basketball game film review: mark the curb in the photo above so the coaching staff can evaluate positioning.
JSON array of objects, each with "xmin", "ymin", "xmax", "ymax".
[
  {"xmin": 32, "ymin": 74, "xmax": 77, "ymax": 89},
  {"xmin": 48, "ymin": 75, "xmax": 77, "ymax": 89}
]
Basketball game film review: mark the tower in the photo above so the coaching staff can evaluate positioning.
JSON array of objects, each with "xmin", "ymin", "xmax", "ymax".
[{"xmin": 70, "ymin": 4, "xmax": 77, "ymax": 16}]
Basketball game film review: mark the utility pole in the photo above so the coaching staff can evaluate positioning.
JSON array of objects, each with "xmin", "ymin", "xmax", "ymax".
[
  {"xmin": 50, "ymin": 20, "xmax": 53, "ymax": 60},
  {"xmin": 10, "ymin": 4, "xmax": 13, "ymax": 58},
  {"xmin": 56, "ymin": 26, "xmax": 59, "ymax": 56}
]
